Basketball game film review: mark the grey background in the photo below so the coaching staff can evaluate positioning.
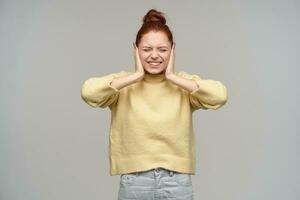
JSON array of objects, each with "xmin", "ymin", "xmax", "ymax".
[{"xmin": 1, "ymin": 0, "xmax": 299, "ymax": 199}]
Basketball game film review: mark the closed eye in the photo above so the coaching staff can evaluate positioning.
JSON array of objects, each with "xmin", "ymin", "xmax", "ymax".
[{"xmin": 142, "ymin": 48, "xmax": 167, "ymax": 52}]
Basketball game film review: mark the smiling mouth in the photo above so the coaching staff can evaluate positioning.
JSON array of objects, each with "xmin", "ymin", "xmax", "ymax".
[{"xmin": 148, "ymin": 61, "xmax": 162, "ymax": 66}]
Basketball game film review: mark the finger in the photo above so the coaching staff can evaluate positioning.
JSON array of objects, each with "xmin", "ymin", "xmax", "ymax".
[
  {"xmin": 170, "ymin": 44, "xmax": 175, "ymax": 64},
  {"xmin": 169, "ymin": 47, "xmax": 173, "ymax": 60},
  {"xmin": 171, "ymin": 43, "xmax": 175, "ymax": 54},
  {"xmin": 135, "ymin": 44, "xmax": 139, "ymax": 61},
  {"xmin": 136, "ymin": 48, "xmax": 141, "ymax": 62},
  {"xmin": 173, "ymin": 43, "xmax": 175, "ymax": 54},
  {"xmin": 170, "ymin": 45, "xmax": 174, "ymax": 60},
  {"xmin": 173, "ymin": 43, "xmax": 176, "ymax": 57}
]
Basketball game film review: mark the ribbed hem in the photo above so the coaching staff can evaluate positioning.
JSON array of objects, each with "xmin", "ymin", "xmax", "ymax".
[{"xmin": 109, "ymin": 154, "xmax": 195, "ymax": 176}]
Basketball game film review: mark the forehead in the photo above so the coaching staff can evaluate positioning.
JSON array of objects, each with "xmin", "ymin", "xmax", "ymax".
[{"xmin": 140, "ymin": 31, "xmax": 170, "ymax": 47}]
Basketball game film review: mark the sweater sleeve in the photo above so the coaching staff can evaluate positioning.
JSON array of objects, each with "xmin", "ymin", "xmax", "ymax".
[
  {"xmin": 80, "ymin": 70, "xmax": 129, "ymax": 108},
  {"xmin": 177, "ymin": 71, "xmax": 228, "ymax": 110}
]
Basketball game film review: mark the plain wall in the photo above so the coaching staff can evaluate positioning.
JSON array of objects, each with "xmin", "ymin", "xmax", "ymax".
[{"xmin": 1, "ymin": 0, "xmax": 299, "ymax": 199}]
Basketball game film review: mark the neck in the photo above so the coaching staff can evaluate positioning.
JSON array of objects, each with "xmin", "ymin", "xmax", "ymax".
[{"xmin": 143, "ymin": 72, "xmax": 166, "ymax": 83}]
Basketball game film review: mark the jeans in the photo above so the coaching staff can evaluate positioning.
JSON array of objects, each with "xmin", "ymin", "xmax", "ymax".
[{"xmin": 118, "ymin": 167, "xmax": 194, "ymax": 200}]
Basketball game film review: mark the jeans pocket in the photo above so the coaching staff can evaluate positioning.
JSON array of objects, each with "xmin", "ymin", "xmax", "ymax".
[
  {"xmin": 174, "ymin": 173, "xmax": 192, "ymax": 186},
  {"xmin": 120, "ymin": 174, "xmax": 136, "ymax": 186}
]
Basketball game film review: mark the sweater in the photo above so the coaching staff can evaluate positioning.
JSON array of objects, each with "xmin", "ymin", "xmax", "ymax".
[{"xmin": 80, "ymin": 70, "xmax": 228, "ymax": 176}]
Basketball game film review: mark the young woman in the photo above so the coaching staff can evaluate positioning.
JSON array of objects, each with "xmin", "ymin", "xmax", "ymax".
[{"xmin": 81, "ymin": 9, "xmax": 228, "ymax": 200}]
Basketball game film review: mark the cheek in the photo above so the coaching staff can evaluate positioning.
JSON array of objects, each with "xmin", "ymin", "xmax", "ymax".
[
  {"xmin": 164, "ymin": 55, "xmax": 170, "ymax": 62},
  {"xmin": 139, "ymin": 53, "xmax": 148, "ymax": 60},
  {"xmin": 163, "ymin": 52, "xmax": 170, "ymax": 59}
]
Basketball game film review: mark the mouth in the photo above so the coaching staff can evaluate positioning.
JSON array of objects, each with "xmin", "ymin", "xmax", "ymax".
[{"xmin": 147, "ymin": 61, "xmax": 163, "ymax": 66}]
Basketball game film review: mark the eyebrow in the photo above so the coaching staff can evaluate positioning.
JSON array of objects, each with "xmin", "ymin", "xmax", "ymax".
[{"xmin": 142, "ymin": 45, "xmax": 168, "ymax": 48}]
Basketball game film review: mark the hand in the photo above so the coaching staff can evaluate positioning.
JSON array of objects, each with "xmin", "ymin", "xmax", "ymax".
[
  {"xmin": 133, "ymin": 43, "xmax": 145, "ymax": 79},
  {"xmin": 165, "ymin": 42, "xmax": 176, "ymax": 79}
]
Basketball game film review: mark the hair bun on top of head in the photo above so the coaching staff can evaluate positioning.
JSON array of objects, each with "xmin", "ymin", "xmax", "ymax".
[
  {"xmin": 143, "ymin": 9, "xmax": 166, "ymax": 25},
  {"xmin": 135, "ymin": 8, "xmax": 173, "ymax": 47}
]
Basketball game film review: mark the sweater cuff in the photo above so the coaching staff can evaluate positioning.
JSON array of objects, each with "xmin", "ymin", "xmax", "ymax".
[
  {"xmin": 108, "ymin": 74, "xmax": 121, "ymax": 92},
  {"xmin": 190, "ymin": 77, "xmax": 202, "ymax": 95}
]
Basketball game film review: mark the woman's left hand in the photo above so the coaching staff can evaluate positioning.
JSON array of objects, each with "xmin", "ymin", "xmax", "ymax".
[{"xmin": 165, "ymin": 42, "xmax": 176, "ymax": 79}]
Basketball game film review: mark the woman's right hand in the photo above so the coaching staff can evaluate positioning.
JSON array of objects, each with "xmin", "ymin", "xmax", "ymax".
[{"xmin": 133, "ymin": 43, "xmax": 145, "ymax": 80}]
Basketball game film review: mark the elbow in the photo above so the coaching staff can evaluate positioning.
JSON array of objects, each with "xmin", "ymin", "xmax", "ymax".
[
  {"xmin": 218, "ymin": 90, "xmax": 228, "ymax": 106},
  {"xmin": 220, "ymin": 83, "xmax": 228, "ymax": 105},
  {"xmin": 208, "ymin": 83, "xmax": 228, "ymax": 109},
  {"xmin": 213, "ymin": 83, "xmax": 228, "ymax": 108},
  {"xmin": 191, "ymin": 80, "xmax": 228, "ymax": 110},
  {"xmin": 80, "ymin": 80, "xmax": 99, "ymax": 108},
  {"xmin": 80, "ymin": 81, "xmax": 91, "ymax": 102},
  {"xmin": 206, "ymin": 98, "xmax": 227, "ymax": 110},
  {"xmin": 214, "ymin": 96, "xmax": 227, "ymax": 109},
  {"xmin": 81, "ymin": 93, "xmax": 100, "ymax": 108}
]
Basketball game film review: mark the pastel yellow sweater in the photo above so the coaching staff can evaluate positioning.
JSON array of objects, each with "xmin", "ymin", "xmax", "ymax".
[{"xmin": 80, "ymin": 70, "xmax": 228, "ymax": 176}]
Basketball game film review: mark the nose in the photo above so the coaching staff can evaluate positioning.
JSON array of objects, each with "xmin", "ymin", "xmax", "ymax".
[{"xmin": 150, "ymin": 51, "xmax": 159, "ymax": 59}]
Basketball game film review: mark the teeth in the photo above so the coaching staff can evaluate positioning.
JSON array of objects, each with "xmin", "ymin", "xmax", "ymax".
[{"xmin": 148, "ymin": 62, "xmax": 161, "ymax": 66}]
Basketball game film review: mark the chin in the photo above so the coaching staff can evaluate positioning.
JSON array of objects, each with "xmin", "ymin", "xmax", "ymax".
[{"xmin": 145, "ymin": 68, "xmax": 165, "ymax": 74}]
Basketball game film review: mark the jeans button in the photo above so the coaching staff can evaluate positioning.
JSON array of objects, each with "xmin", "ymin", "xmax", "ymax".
[{"xmin": 154, "ymin": 168, "xmax": 160, "ymax": 176}]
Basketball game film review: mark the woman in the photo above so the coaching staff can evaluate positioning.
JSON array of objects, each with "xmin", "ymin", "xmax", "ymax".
[{"xmin": 81, "ymin": 9, "xmax": 228, "ymax": 200}]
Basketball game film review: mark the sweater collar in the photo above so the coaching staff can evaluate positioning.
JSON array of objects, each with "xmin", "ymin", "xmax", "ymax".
[{"xmin": 143, "ymin": 72, "xmax": 166, "ymax": 83}]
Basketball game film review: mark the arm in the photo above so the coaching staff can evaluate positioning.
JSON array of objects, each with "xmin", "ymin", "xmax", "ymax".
[
  {"xmin": 80, "ymin": 70, "xmax": 140, "ymax": 108},
  {"xmin": 168, "ymin": 71, "xmax": 228, "ymax": 110}
]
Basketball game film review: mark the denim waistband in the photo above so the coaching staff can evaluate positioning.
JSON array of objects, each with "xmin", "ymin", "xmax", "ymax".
[{"xmin": 129, "ymin": 167, "xmax": 175, "ymax": 178}]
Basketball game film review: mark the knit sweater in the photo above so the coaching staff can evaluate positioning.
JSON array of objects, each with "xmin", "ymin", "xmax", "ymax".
[{"xmin": 80, "ymin": 70, "xmax": 228, "ymax": 176}]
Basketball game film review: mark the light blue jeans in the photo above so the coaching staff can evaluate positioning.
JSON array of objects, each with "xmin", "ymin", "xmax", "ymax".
[{"xmin": 118, "ymin": 167, "xmax": 194, "ymax": 200}]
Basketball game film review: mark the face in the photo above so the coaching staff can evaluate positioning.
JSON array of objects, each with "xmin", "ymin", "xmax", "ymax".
[{"xmin": 138, "ymin": 31, "xmax": 172, "ymax": 74}]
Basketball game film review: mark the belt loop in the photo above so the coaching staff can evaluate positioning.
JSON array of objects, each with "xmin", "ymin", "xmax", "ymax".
[{"xmin": 169, "ymin": 170, "xmax": 174, "ymax": 177}]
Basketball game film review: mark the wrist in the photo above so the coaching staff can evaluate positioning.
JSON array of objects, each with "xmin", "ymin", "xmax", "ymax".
[
  {"xmin": 166, "ymin": 72, "xmax": 176, "ymax": 81},
  {"xmin": 134, "ymin": 72, "xmax": 144, "ymax": 81}
]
